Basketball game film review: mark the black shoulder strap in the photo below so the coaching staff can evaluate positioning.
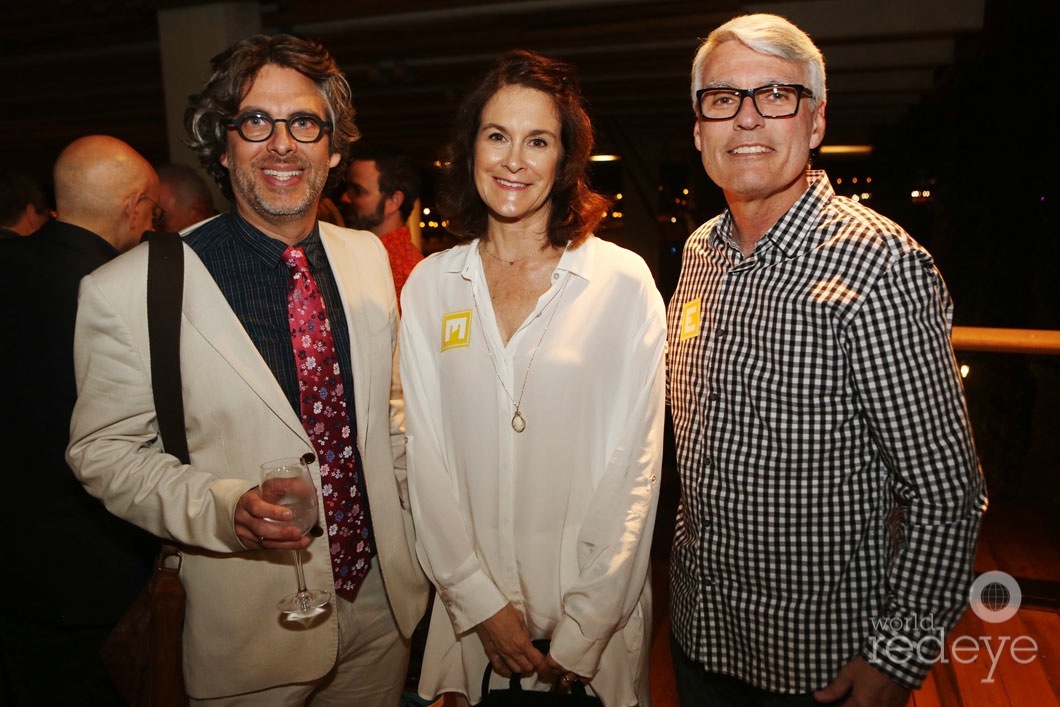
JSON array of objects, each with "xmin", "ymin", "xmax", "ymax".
[{"xmin": 147, "ymin": 231, "xmax": 190, "ymax": 465}]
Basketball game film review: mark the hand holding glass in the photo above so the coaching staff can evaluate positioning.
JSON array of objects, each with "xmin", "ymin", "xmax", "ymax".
[{"xmin": 260, "ymin": 457, "xmax": 331, "ymax": 614}]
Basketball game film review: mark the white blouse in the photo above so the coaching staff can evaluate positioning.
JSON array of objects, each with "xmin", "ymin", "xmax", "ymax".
[{"xmin": 400, "ymin": 236, "xmax": 666, "ymax": 706}]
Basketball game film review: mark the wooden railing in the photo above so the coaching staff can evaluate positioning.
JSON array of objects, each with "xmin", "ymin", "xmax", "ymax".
[
  {"xmin": 952, "ymin": 326, "xmax": 1060, "ymax": 355},
  {"xmin": 951, "ymin": 327, "xmax": 1060, "ymax": 617}
]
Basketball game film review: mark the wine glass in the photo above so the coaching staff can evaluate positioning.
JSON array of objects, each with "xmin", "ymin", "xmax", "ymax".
[{"xmin": 260, "ymin": 456, "xmax": 332, "ymax": 615}]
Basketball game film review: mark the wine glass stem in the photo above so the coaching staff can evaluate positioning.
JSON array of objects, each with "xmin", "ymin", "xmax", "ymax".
[{"xmin": 292, "ymin": 549, "xmax": 311, "ymax": 611}]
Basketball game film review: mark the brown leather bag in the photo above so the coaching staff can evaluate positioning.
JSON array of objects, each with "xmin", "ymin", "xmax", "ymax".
[
  {"xmin": 101, "ymin": 545, "xmax": 187, "ymax": 706},
  {"xmin": 100, "ymin": 231, "xmax": 190, "ymax": 706}
]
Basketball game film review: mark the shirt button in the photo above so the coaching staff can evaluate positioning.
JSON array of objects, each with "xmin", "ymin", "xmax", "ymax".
[
  {"xmin": 716, "ymin": 328, "xmax": 726, "ymax": 339},
  {"xmin": 708, "ymin": 391, "xmax": 719, "ymax": 402},
  {"xmin": 703, "ymin": 576, "xmax": 717, "ymax": 587},
  {"xmin": 704, "ymin": 456, "xmax": 713, "ymax": 467}
]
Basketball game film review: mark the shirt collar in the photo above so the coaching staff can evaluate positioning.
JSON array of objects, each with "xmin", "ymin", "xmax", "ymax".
[
  {"xmin": 38, "ymin": 219, "xmax": 120, "ymax": 258},
  {"xmin": 228, "ymin": 210, "xmax": 323, "ymax": 268},
  {"xmin": 556, "ymin": 236, "xmax": 592, "ymax": 281},
  {"xmin": 710, "ymin": 170, "xmax": 833, "ymax": 259}
]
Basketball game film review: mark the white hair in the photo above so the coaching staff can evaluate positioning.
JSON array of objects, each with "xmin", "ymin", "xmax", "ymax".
[{"xmin": 690, "ymin": 13, "xmax": 826, "ymax": 112}]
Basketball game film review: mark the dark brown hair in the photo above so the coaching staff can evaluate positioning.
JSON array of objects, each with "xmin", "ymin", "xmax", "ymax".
[
  {"xmin": 348, "ymin": 140, "xmax": 422, "ymax": 221},
  {"xmin": 184, "ymin": 34, "xmax": 358, "ymax": 200},
  {"xmin": 438, "ymin": 49, "xmax": 609, "ymax": 248}
]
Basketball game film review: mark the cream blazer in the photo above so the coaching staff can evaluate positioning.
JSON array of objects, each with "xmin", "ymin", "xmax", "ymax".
[{"xmin": 67, "ymin": 221, "xmax": 428, "ymax": 699}]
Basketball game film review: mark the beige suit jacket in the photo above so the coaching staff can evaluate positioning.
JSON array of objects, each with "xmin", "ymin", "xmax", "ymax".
[{"xmin": 67, "ymin": 221, "xmax": 428, "ymax": 698}]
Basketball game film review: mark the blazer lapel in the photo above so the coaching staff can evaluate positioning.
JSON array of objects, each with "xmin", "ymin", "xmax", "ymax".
[
  {"xmin": 320, "ymin": 224, "xmax": 374, "ymax": 451},
  {"xmin": 180, "ymin": 246, "xmax": 307, "ymax": 439}
]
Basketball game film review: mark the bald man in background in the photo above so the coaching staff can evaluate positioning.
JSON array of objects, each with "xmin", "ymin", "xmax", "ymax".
[{"xmin": 0, "ymin": 135, "xmax": 160, "ymax": 706}]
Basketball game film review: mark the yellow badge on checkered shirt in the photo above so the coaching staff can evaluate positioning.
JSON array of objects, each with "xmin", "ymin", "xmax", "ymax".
[{"xmin": 679, "ymin": 297, "xmax": 702, "ymax": 341}]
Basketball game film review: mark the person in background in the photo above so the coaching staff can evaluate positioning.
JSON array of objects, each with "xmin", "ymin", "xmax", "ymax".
[
  {"xmin": 666, "ymin": 13, "xmax": 987, "ymax": 707},
  {"xmin": 401, "ymin": 49, "xmax": 665, "ymax": 706},
  {"xmin": 155, "ymin": 161, "xmax": 217, "ymax": 232},
  {"xmin": 339, "ymin": 140, "xmax": 423, "ymax": 306},
  {"xmin": 337, "ymin": 140, "xmax": 429, "ymax": 706},
  {"xmin": 0, "ymin": 170, "xmax": 51, "ymax": 238},
  {"xmin": 0, "ymin": 135, "xmax": 160, "ymax": 706},
  {"xmin": 66, "ymin": 34, "xmax": 428, "ymax": 705}
]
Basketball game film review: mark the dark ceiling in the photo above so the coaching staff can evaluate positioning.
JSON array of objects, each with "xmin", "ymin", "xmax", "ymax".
[{"xmin": 4, "ymin": 0, "xmax": 991, "ymax": 188}]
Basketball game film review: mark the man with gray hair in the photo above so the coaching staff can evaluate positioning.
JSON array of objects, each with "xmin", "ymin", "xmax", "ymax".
[{"xmin": 666, "ymin": 13, "xmax": 986, "ymax": 706}]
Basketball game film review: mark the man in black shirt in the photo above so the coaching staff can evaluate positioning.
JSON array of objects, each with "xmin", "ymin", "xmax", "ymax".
[{"xmin": 0, "ymin": 135, "xmax": 160, "ymax": 706}]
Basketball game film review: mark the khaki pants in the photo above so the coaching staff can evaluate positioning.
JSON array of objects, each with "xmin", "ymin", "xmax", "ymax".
[{"xmin": 192, "ymin": 558, "xmax": 409, "ymax": 707}]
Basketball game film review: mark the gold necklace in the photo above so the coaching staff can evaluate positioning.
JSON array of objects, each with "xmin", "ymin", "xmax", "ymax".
[
  {"xmin": 471, "ymin": 272, "xmax": 569, "ymax": 433},
  {"xmin": 482, "ymin": 242, "xmax": 540, "ymax": 266}
]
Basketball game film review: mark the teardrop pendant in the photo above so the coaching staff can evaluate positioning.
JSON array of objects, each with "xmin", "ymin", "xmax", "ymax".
[{"xmin": 511, "ymin": 410, "xmax": 526, "ymax": 433}]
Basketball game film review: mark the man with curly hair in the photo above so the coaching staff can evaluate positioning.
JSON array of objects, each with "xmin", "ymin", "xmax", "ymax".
[{"xmin": 67, "ymin": 34, "xmax": 428, "ymax": 705}]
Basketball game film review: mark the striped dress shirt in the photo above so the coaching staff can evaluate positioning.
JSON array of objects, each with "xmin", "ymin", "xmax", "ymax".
[{"xmin": 184, "ymin": 211, "xmax": 374, "ymax": 549}]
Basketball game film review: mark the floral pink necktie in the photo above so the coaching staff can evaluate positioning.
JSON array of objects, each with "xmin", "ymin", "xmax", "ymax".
[{"xmin": 284, "ymin": 246, "xmax": 371, "ymax": 599}]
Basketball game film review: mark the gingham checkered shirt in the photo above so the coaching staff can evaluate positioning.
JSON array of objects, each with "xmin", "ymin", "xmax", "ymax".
[{"xmin": 666, "ymin": 171, "xmax": 987, "ymax": 692}]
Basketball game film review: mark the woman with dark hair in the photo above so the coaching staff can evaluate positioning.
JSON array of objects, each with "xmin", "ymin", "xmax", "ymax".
[{"xmin": 400, "ymin": 49, "xmax": 665, "ymax": 706}]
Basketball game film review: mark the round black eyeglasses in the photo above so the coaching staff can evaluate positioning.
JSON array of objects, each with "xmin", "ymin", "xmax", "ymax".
[
  {"xmin": 696, "ymin": 84, "xmax": 814, "ymax": 121},
  {"xmin": 224, "ymin": 112, "xmax": 333, "ymax": 143}
]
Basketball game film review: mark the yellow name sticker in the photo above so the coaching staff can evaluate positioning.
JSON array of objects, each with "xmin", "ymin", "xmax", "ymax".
[
  {"xmin": 679, "ymin": 297, "xmax": 702, "ymax": 342},
  {"xmin": 441, "ymin": 310, "xmax": 473, "ymax": 351}
]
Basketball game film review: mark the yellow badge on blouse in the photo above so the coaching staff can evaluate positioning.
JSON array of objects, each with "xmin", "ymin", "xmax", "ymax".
[
  {"xmin": 441, "ymin": 310, "xmax": 473, "ymax": 351},
  {"xmin": 679, "ymin": 297, "xmax": 702, "ymax": 342}
]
